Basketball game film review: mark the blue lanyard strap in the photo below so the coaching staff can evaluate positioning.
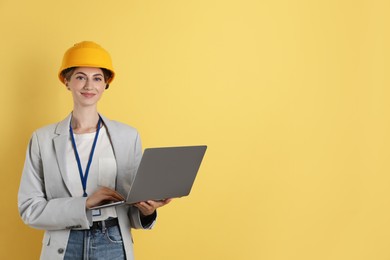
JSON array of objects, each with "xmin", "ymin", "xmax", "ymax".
[{"xmin": 69, "ymin": 116, "xmax": 102, "ymax": 197}]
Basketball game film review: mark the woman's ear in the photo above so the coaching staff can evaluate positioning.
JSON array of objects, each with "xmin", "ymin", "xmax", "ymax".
[{"xmin": 65, "ymin": 80, "xmax": 70, "ymax": 90}]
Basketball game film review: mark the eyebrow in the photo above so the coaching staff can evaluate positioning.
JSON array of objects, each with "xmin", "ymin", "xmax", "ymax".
[{"xmin": 74, "ymin": 72, "xmax": 104, "ymax": 77}]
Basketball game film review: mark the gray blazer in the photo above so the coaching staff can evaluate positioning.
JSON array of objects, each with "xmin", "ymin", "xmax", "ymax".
[{"xmin": 18, "ymin": 114, "xmax": 154, "ymax": 260}]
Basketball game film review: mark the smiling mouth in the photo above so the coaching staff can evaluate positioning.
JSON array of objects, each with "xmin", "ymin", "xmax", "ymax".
[{"xmin": 81, "ymin": 93, "xmax": 95, "ymax": 98}]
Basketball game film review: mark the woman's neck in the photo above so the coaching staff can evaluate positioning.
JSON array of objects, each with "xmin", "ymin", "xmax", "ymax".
[{"xmin": 71, "ymin": 107, "xmax": 100, "ymax": 134}]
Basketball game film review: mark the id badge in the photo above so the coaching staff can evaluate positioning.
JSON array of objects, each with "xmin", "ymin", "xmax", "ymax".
[{"xmin": 92, "ymin": 209, "xmax": 101, "ymax": 217}]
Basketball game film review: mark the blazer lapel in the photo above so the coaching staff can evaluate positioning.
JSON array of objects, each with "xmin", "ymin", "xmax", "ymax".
[{"xmin": 53, "ymin": 114, "xmax": 75, "ymax": 196}]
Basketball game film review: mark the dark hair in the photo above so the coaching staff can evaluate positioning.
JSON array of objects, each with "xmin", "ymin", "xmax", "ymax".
[{"xmin": 61, "ymin": 67, "xmax": 113, "ymax": 89}]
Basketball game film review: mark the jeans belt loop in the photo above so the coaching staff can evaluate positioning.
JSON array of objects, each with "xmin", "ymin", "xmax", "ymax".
[{"xmin": 102, "ymin": 219, "xmax": 106, "ymax": 233}]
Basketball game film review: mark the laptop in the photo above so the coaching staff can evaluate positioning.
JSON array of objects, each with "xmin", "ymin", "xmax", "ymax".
[{"xmin": 91, "ymin": 145, "xmax": 207, "ymax": 209}]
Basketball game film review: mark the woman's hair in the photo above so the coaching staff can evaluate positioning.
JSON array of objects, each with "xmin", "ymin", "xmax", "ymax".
[{"xmin": 60, "ymin": 67, "xmax": 113, "ymax": 89}]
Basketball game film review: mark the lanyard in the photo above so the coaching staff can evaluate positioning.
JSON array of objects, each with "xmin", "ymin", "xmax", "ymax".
[{"xmin": 69, "ymin": 116, "xmax": 102, "ymax": 197}]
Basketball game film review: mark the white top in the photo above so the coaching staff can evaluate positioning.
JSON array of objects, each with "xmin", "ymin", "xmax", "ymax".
[{"xmin": 66, "ymin": 125, "xmax": 118, "ymax": 222}]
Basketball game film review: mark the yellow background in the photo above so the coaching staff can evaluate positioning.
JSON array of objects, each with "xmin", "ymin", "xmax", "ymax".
[{"xmin": 1, "ymin": 0, "xmax": 390, "ymax": 259}]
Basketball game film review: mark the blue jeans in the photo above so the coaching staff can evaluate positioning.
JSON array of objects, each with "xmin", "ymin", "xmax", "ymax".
[{"xmin": 64, "ymin": 225, "xmax": 126, "ymax": 260}]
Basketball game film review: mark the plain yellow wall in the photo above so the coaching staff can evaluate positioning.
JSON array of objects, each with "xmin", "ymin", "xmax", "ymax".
[{"xmin": 1, "ymin": 0, "xmax": 390, "ymax": 259}]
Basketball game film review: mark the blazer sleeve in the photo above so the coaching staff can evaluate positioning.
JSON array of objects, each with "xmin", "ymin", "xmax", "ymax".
[{"xmin": 18, "ymin": 132, "xmax": 92, "ymax": 231}]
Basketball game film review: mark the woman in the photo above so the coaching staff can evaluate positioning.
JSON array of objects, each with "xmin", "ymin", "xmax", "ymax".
[{"xmin": 18, "ymin": 41, "xmax": 171, "ymax": 260}]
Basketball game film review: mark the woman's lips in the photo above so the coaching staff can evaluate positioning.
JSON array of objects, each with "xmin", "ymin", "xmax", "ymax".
[{"xmin": 81, "ymin": 92, "xmax": 95, "ymax": 98}]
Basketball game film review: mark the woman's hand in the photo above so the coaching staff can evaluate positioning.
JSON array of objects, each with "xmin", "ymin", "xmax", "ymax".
[
  {"xmin": 86, "ymin": 186, "xmax": 125, "ymax": 209},
  {"xmin": 134, "ymin": 199, "xmax": 172, "ymax": 216}
]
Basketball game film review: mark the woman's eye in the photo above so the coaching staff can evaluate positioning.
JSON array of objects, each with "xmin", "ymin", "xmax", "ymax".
[
  {"xmin": 94, "ymin": 77, "xmax": 103, "ymax": 82},
  {"xmin": 76, "ymin": 76, "xmax": 86, "ymax": 80}
]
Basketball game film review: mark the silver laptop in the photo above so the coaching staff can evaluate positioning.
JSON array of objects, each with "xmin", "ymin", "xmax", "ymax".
[{"xmin": 91, "ymin": 145, "xmax": 207, "ymax": 209}]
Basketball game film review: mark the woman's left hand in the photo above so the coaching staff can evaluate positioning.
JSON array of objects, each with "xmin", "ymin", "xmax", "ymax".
[{"xmin": 134, "ymin": 199, "xmax": 172, "ymax": 216}]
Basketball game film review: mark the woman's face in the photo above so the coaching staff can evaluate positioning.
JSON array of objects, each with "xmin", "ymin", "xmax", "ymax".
[{"xmin": 65, "ymin": 67, "xmax": 107, "ymax": 108}]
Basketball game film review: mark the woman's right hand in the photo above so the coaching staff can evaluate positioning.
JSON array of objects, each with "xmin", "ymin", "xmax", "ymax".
[{"xmin": 86, "ymin": 186, "xmax": 125, "ymax": 209}]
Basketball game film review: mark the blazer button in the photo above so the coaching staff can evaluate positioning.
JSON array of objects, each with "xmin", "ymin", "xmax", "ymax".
[{"xmin": 58, "ymin": 248, "xmax": 64, "ymax": 254}]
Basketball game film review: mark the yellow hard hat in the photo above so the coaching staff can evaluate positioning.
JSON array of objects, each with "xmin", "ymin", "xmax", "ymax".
[{"xmin": 58, "ymin": 41, "xmax": 115, "ymax": 84}]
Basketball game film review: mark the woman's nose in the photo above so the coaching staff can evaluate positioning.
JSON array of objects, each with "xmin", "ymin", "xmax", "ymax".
[{"xmin": 83, "ymin": 79, "xmax": 93, "ymax": 89}]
